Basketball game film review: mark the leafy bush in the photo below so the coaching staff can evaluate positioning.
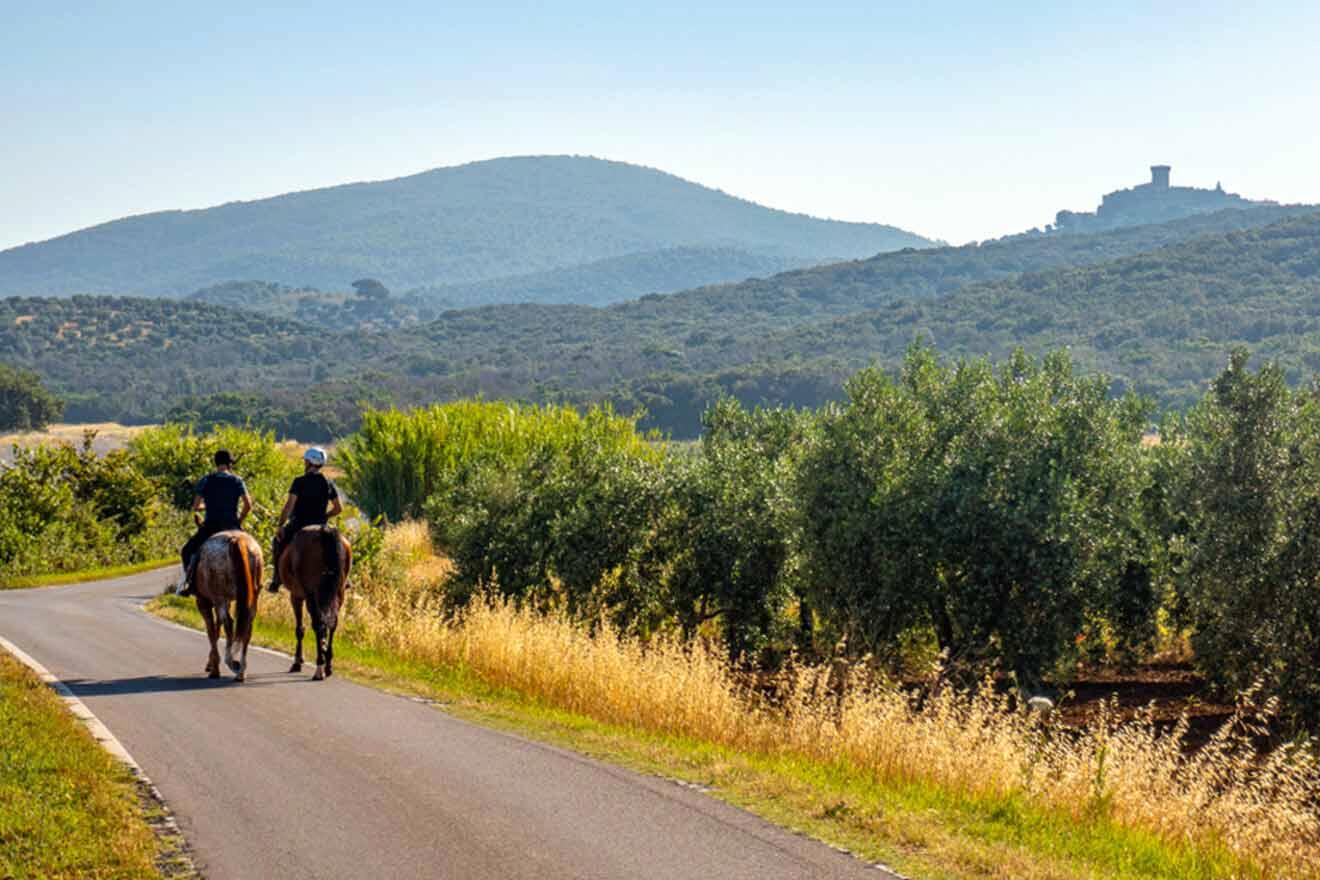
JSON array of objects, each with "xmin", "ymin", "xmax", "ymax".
[
  {"xmin": 797, "ymin": 346, "xmax": 1157, "ymax": 685},
  {"xmin": 0, "ymin": 363, "xmax": 63, "ymax": 431},
  {"xmin": 658, "ymin": 399, "xmax": 810, "ymax": 662},
  {"xmin": 1167, "ymin": 350, "xmax": 1320, "ymax": 726},
  {"xmin": 419, "ymin": 404, "xmax": 664, "ymax": 617},
  {"xmin": 0, "ymin": 436, "xmax": 187, "ymax": 580},
  {"xmin": 128, "ymin": 424, "xmax": 301, "ymax": 545}
]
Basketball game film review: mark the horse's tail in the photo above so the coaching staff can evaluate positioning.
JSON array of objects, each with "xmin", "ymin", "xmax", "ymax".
[
  {"xmin": 316, "ymin": 527, "xmax": 342, "ymax": 629},
  {"xmin": 226, "ymin": 536, "xmax": 256, "ymax": 673},
  {"xmin": 229, "ymin": 536, "xmax": 256, "ymax": 611}
]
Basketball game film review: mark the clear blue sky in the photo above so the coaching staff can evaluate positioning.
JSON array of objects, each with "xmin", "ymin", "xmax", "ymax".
[{"xmin": 5, "ymin": 1, "xmax": 1318, "ymax": 249}]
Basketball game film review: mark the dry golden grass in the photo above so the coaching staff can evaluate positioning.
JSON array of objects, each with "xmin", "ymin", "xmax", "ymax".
[
  {"xmin": 0, "ymin": 422, "xmax": 151, "ymax": 463},
  {"xmin": 260, "ymin": 524, "xmax": 1320, "ymax": 878}
]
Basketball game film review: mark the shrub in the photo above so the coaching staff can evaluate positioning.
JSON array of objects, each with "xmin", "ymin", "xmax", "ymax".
[
  {"xmin": 797, "ymin": 346, "xmax": 1157, "ymax": 685},
  {"xmin": 1167, "ymin": 350, "xmax": 1320, "ymax": 727},
  {"xmin": 128, "ymin": 424, "xmax": 301, "ymax": 545},
  {"xmin": 0, "ymin": 434, "xmax": 185, "ymax": 579},
  {"xmin": 423, "ymin": 404, "xmax": 664, "ymax": 618},
  {"xmin": 0, "ymin": 364, "xmax": 63, "ymax": 431},
  {"xmin": 659, "ymin": 399, "xmax": 811, "ymax": 663}
]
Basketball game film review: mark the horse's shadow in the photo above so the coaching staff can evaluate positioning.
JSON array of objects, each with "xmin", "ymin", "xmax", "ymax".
[{"xmin": 64, "ymin": 673, "xmax": 293, "ymax": 696}]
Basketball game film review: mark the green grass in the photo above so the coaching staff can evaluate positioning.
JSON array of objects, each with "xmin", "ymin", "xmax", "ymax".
[
  {"xmin": 150, "ymin": 595, "xmax": 1261, "ymax": 880},
  {"xmin": 0, "ymin": 651, "xmax": 162, "ymax": 879},
  {"xmin": 1, "ymin": 559, "xmax": 174, "ymax": 590}
]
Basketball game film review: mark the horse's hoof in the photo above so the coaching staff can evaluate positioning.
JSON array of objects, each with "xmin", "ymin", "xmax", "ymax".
[
  {"xmin": 235, "ymin": 671, "xmax": 245, "ymax": 683},
  {"xmin": 208, "ymin": 669, "xmax": 220, "ymax": 679},
  {"xmin": 289, "ymin": 662, "xmax": 302, "ymax": 673},
  {"xmin": 313, "ymin": 667, "xmax": 325, "ymax": 681}
]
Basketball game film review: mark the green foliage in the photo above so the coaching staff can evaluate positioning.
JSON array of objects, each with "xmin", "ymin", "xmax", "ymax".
[
  {"xmin": 797, "ymin": 346, "xmax": 1157, "ymax": 683},
  {"xmin": 339, "ymin": 401, "xmax": 538, "ymax": 523},
  {"xmin": 346, "ymin": 401, "xmax": 664, "ymax": 616},
  {"xmin": 0, "ymin": 362, "xmax": 62, "ymax": 431},
  {"xmin": 1166, "ymin": 350, "xmax": 1320, "ymax": 726},
  {"xmin": 165, "ymin": 389, "xmax": 367, "ymax": 443},
  {"xmin": 3, "ymin": 205, "xmax": 1315, "ymax": 439},
  {"xmin": 128, "ymin": 424, "xmax": 301, "ymax": 545},
  {"xmin": 0, "ymin": 425, "xmax": 305, "ymax": 583},
  {"xmin": 659, "ymin": 400, "xmax": 809, "ymax": 662},
  {"xmin": 0, "ymin": 435, "xmax": 185, "ymax": 580},
  {"xmin": 190, "ymin": 280, "xmax": 421, "ymax": 331}
]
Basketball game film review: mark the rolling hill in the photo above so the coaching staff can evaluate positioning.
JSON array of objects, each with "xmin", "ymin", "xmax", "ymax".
[
  {"xmin": 0, "ymin": 156, "xmax": 932, "ymax": 300},
  {"xmin": 5, "ymin": 204, "xmax": 1319, "ymax": 436}
]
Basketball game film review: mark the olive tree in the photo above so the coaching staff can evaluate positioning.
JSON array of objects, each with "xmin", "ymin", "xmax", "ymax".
[
  {"xmin": 798, "ymin": 346, "xmax": 1156, "ymax": 685},
  {"xmin": 1168, "ymin": 350, "xmax": 1320, "ymax": 726}
]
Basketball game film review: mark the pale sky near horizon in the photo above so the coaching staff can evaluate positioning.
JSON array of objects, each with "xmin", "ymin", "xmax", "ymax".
[{"xmin": 4, "ymin": 2, "xmax": 1319, "ymax": 251}]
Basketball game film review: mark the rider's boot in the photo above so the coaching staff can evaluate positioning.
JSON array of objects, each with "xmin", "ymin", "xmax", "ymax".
[
  {"xmin": 267, "ymin": 536, "xmax": 282, "ymax": 593},
  {"xmin": 176, "ymin": 559, "xmax": 197, "ymax": 598}
]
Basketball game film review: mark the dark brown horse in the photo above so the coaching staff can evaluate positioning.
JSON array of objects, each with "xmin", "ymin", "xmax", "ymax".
[
  {"xmin": 192, "ymin": 530, "xmax": 263, "ymax": 682},
  {"xmin": 278, "ymin": 525, "xmax": 352, "ymax": 680}
]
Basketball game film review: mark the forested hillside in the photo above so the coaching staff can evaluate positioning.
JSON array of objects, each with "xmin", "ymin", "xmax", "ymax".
[
  {"xmin": 4, "ymin": 206, "xmax": 1319, "ymax": 436},
  {"xmin": 408, "ymin": 246, "xmax": 805, "ymax": 308},
  {"xmin": 0, "ymin": 155, "xmax": 931, "ymax": 298}
]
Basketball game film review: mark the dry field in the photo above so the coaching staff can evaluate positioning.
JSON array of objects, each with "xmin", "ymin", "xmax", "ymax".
[{"xmin": 0, "ymin": 422, "xmax": 152, "ymax": 464}]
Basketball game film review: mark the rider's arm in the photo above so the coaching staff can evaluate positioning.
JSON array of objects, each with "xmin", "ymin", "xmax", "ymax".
[
  {"xmin": 239, "ymin": 492, "xmax": 253, "ymax": 526},
  {"xmin": 328, "ymin": 496, "xmax": 343, "ymax": 519}
]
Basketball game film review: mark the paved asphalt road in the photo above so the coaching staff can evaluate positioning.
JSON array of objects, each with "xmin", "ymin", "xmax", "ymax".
[{"xmin": 1, "ymin": 571, "xmax": 894, "ymax": 879}]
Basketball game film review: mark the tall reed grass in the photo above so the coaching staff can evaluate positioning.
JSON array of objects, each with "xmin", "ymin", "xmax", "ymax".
[{"xmin": 276, "ymin": 523, "xmax": 1319, "ymax": 878}]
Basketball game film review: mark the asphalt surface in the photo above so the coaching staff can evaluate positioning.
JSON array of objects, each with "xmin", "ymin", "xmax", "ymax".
[{"xmin": 0, "ymin": 571, "xmax": 894, "ymax": 879}]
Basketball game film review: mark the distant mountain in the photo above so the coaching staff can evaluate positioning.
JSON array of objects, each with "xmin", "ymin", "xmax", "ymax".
[{"xmin": 0, "ymin": 156, "xmax": 933, "ymax": 299}]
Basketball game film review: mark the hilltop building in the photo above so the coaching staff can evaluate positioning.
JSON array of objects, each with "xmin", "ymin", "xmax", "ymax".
[{"xmin": 1051, "ymin": 165, "xmax": 1270, "ymax": 233}]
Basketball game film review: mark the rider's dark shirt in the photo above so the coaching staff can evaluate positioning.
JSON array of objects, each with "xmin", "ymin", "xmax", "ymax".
[
  {"xmin": 196, "ymin": 471, "xmax": 248, "ymax": 528},
  {"xmin": 289, "ymin": 473, "xmax": 338, "ymax": 525}
]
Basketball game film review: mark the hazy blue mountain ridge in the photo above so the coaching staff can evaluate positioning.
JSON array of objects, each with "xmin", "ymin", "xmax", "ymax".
[{"xmin": 0, "ymin": 156, "xmax": 933, "ymax": 298}]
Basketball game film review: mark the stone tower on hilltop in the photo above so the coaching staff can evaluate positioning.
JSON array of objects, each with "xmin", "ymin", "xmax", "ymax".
[{"xmin": 1051, "ymin": 164, "xmax": 1268, "ymax": 234}]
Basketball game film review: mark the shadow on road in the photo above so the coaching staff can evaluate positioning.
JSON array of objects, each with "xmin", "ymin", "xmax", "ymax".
[{"xmin": 64, "ymin": 673, "xmax": 292, "ymax": 696}]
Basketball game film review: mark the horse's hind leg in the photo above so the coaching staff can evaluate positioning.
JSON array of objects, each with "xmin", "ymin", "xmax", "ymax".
[
  {"xmin": 324, "ymin": 622, "xmax": 336, "ymax": 679},
  {"xmin": 233, "ymin": 599, "xmax": 253, "ymax": 683},
  {"xmin": 198, "ymin": 599, "xmax": 220, "ymax": 678},
  {"xmin": 312, "ymin": 618, "xmax": 328, "ymax": 681},
  {"xmin": 289, "ymin": 595, "xmax": 305, "ymax": 674}
]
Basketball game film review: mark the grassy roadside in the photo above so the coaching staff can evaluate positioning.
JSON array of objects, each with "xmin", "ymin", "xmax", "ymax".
[
  {"xmin": 1, "ymin": 559, "xmax": 174, "ymax": 591},
  {"xmin": 150, "ymin": 594, "xmax": 1264, "ymax": 880},
  {"xmin": 0, "ymin": 651, "xmax": 162, "ymax": 880}
]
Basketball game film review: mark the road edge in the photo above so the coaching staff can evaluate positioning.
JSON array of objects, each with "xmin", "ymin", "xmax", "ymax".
[{"xmin": 0, "ymin": 633, "xmax": 203, "ymax": 879}]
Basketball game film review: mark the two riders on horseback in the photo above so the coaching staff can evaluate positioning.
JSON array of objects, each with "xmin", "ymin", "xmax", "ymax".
[{"xmin": 176, "ymin": 446, "xmax": 340, "ymax": 597}]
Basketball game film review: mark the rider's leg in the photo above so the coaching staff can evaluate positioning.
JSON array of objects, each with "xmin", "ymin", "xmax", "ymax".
[
  {"xmin": 177, "ymin": 528, "xmax": 208, "ymax": 596},
  {"xmin": 268, "ymin": 523, "xmax": 292, "ymax": 592}
]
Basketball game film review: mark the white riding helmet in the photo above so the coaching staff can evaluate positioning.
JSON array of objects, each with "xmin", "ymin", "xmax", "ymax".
[{"xmin": 303, "ymin": 447, "xmax": 327, "ymax": 467}]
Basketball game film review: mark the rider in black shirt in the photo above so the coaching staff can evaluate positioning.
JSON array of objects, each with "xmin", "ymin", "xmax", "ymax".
[
  {"xmin": 268, "ymin": 446, "xmax": 342, "ymax": 592},
  {"xmin": 176, "ymin": 450, "xmax": 253, "ymax": 596}
]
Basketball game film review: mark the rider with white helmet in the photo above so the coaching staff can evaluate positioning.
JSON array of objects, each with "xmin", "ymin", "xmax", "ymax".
[{"xmin": 268, "ymin": 446, "xmax": 342, "ymax": 592}]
